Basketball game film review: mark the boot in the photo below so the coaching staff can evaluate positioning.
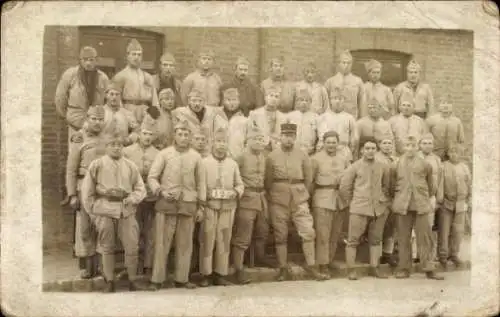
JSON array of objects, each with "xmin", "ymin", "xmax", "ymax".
[
  {"xmin": 347, "ymin": 268, "xmax": 358, "ymax": 280},
  {"xmin": 129, "ymin": 279, "xmax": 150, "ymax": 291},
  {"xmin": 319, "ymin": 264, "xmax": 331, "ymax": 279},
  {"xmin": 369, "ymin": 245, "xmax": 387, "ymax": 278},
  {"xmin": 438, "ymin": 258, "xmax": 448, "ymax": 270},
  {"xmin": 425, "ymin": 271, "xmax": 445, "ymax": 280},
  {"xmin": 175, "ymin": 281, "xmax": 197, "ymax": 289},
  {"xmin": 449, "ymin": 256, "xmax": 463, "ymax": 268},
  {"xmin": 102, "ymin": 279, "xmax": 115, "ymax": 293},
  {"xmin": 148, "ymin": 282, "xmax": 162, "ymax": 291},
  {"xmin": 305, "ymin": 265, "xmax": 328, "ymax": 281},
  {"xmin": 235, "ymin": 269, "xmax": 251, "ymax": 285},
  {"xmin": 213, "ymin": 273, "xmax": 234, "ymax": 286},
  {"xmin": 199, "ymin": 274, "xmax": 212, "ymax": 287},
  {"xmin": 80, "ymin": 256, "xmax": 94, "ymax": 279},
  {"xmin": 276, "ymin": 267, "xmax": 289, "ymax": 282},
  {"xmin": 275, "ymin": 244, "xmax": 288, "ymax": 271},
  {"xmin": 380, "ymin": 252, "xmax": 397, "ymax": 267},
  {"xmin": 254, "ymin": 241, "xmax": 273, "ymax": 267},
  {"xmin": 345, "ymin": 246, "xmax": 357, "ymax": 280},
  {"xmin": 368, "ymin": 267, "xmax": 388, "ymax": 279},
  {"xmin": 395, "ymin": 269, "xmax": 410, "ymax": 279}
]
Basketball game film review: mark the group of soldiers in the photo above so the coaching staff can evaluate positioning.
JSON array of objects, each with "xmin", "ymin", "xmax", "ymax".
[{"xmin": 55, "ymin": 38, "xmax": 471, "ymax": 293}]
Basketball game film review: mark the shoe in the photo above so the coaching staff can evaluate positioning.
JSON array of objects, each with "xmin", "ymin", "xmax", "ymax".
[
  {"xmin": 235, "ymin": 270, "xmax": 251, "ymax": 285},
  {"xmin": 347, "ymin": 268, "xmax": 358, "ymax": 280},
  {"xmin": 213, "ymin": 274, "xmax": 234, "ymax": 286},
  {"xmin": 380, "ymin": 253, "xmax": 398, "ymax": 267},
  {"xmin": 143, "ymin": 268, "xmax": 153, "ymax": 276},
  {"xmin": 129, "ymin": 280, "xmax": 150, "ymax": 291},
  {"xmin": 175, "ymin": 281, "xmax": 197, "ymax": 289},
  {"xmin": 80, "ymin": 269, "xmax": 93, "ymax": 279},
  {"xmin": 148, "ymin": 282, "xmax": 162, "ymax": 291},
  {"xmin": 319, "ymin": 265, "xmax": 331, "ymax": 279},
  {"xmin": 368, "ymin": 267, "xmax": 388, "ymax": 279},
  {"xmin": 413, "ymin": 258, "xmax": 420, "ymax": 264},
  {"xmin": 439, "ymin": 259, "xmax": 448, "ymax": 270},
  {"xmin": 395, "ymin": 269, "xmax": 410, "ymax": 279},
  {"xmin": 103, "ymin": 280, "xmax": 115, "ymax": 293},
  {"xmin": 449, "ymin": 256, "xmax": 463, "ymax": 268},
  {"xmin": 276, "ymin": 267, "xmax": 288, "ymax": 282},
  {"xmin": 425, "ymin": 271, "xmax": 445, "ymax": 280},
  {"xmin": 199, "ymin": 275, "xmax": 212, "ymax": 287},
  {"xmin": 305, "ymin": 266, "xmax": 328, "ymax": 281}
]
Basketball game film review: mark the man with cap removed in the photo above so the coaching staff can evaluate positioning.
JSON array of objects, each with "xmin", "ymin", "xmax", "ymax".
[
  {"xmin": 311, "ymin": 130, "xmax": 351, "ymax": 277},
  {"xmin": 123, "ymin": 118, "xmax": 160, "ymax": 275},
  {"xmin": 147, "ymin": 119, "xmax": 204, "ymax": 290},
  {"xmin": 55, "ymin": 46, "xmax": 109, "ymax": 142},
  {"xmin": 356, "ymin": 98, "xmax": 393, "ymax": 158},
  {"xmin": 65, "ymin": 105, "xmax": 106, "ymax": 279},
  {"xmin": 198, "ymin": 127, "xmax": 245, "ymax": 287},
  {"xmin": 217, "ymin": 87, "xmax": 248, "ymax": 159},
  {"xmin": 80, "ymin": 133, "xmax": 148, "ymax": 292},
  {"xmin": 426, "ymin": 96, "xmax": 465, "ymax": 161},
  {"xmin": 151, "ymin": 88, "xmax": 176, "ymax": 150},
  {"xmin": 260, "ymin": 56, "xmax": 295, "ymax": 113},
  {"xmin": 324, "ymin": 50, "xmax": 366, "ymax": 119},
  {"xmin": 221, "ymin": 56, "xmax": 263, "ymax": 117},
  {"xmin": 113, "ymin": 38, "xmax": 160, "ymax": 124},
  {"xmin": 265, "ymin": 121, "xmax": 328, "ymax": 282},
  {"xmin": 286, "ymin": 88, "xmax": 318, "ymax": 155},
  {"xmin": 153, "ymin": 52, "xmax": 183, "ymax": 108},
  {"xmin": 181, "ymin": 49, "xmax": 223, "ymax": 108},
  {"xmin": 389, "ymin": 96, "xmax": 428, "ymax": 155},
  {"xmin": 362, "ymin": 59, "xmax": 395, "ymax": 119},
  {"xmin": 295, "ymin": 62, "xmax": 330, "ymax": 115},
  {"xmin": 394, "ymin": 60, "xmax": 435, "ymax": 119}
]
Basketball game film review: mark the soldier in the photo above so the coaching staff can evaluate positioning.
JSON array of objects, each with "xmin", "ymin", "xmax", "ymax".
[
  {"xmin": 199, "ymin": 128, "xmax": 245, "ymax": 287},
  {"xmin": 65, "ymin": 105, "xmax": 106, "ymax": 279},
  {"xmin": 391, "ymin": 135, "xmax": 444, "ymax": 280},
  {"xmin": 55, "ymin": 46, "xmax": 109, "ymax": 142},
  {"xmin": 80, "ymin": 133, "xmax": 148, "ymax": 292},
  {"xmin": 265, "ymin": 122, "xmax": 328, "ymax": 282},
  {"xmin": 419, "ymin": 134, "xmax": 442, "ymax": 230},
  {"xmin": 436, "ymin": 144, "xmax": 471, "ymax": 269},
  {"xmin": 393, "ymin": 60, "xmax": 434, "ymax": 119},
  {"xmin": 356, "ymin": 99, "xmax": 394, "ymax": 157},
  {"xmin": 153, "ymin": 52, "xmax": 183, "ymax": 108},
  {"xmin": 324, "ymin": 50, "xmax": 365, "ymax": 119},
  {"xmin": 389, "ymin": 97, "xmax": 428, "ymax": 156},
  {"xmin": 123, "ymin": 119, "xmax": 160, "ymax": 275},
  {"xmin": 231, "ymin": 123, "xmax": 270, "ymax": 284},
  {"xmin": 181, "ymin": 49, "xmax": 222, "ymax": 108},
  {"xmin": 362, "ymin": 59, "xmax": 395, "ymax": 119},
  {"xmin": 295, "ymin": 62, "xmax": 330, "ymax": 115},
  {"xmin": 192, "ymin": 128, "xmax": 210, "ymax": 158},
  {"xmin": 221, "ymin": 56, "xmax": 263, "ymax": 116},
  {"xmin": 426, "ymin": 97, "xmax": 465, "ymax": 161},
  {"xmin": 260, "ymin": 56, "xmax": 295, "ymax": 113},
  {"xmin": 147, "ymin": 120, "xmax": 204, "ymax": 290},
  {"xmin": 286, "ymin": 88, "xmax": 318, "ymax": 156},
  {"xmin": 113, "ymin": 38, "xmax": 160, "ymax": 124},
  {"xmin": 152, "ymin": 88, "xmax": 176, "ymax": 150},
  {"xmin": 311, "ymin": 130, "xmax": 351, "ymax": 278},
  {"xmin": 247, "ymin": 86, "xmax": 287, "ymax": 155},
  {"xmin": 339, "ymin": 138, "xmax": 391, "ymax": 280},
  {"xmin": 217, "ymin": 87, "xmax": 248, "ymax": 159}
]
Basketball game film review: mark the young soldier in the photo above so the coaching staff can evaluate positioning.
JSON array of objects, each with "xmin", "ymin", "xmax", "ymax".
[
  {"xmin": 265, "ymin": 122, "xmax": 328, "ymax": 282},
  {"xmin": 437, "ymin": 144, "xmax": 471, "ymax": 269},
  {"xmin": 80, "ymin": 133, "xmax": 148, "ymax": 292},
  {"xmin": 181, "ymin": 49, "xmax": 222, "ymax": 108},
  {"xmin": 324, "ymin": 50, "xmax": 365, "ymax": 119},
  {"xmin": 260, "ymin": 56, "xmax": 295, "ymax": 113},
  {"xmin": 153, "ymin": 52, "xmax": 183, "ymax": 108},
  {"xmin": 356, "ymin": 99, "xmax": 393, "ymax": 158},
  {"xmin": 362, "ymin": 59, "xmax": 395, "ymax": 119},
  {"xmin": 340, "ymin": 138, "xmax": 391, "ymax": 280},
  {"xmin": 311, "ymin": 130, "xmax": 351, "ymax": 277},
  {"xmin": 295, "ymin": 62, "xmax": 330, "ymax": 115},
  {"xmin": 217, "ymin": 87, "xmax": 248, "ymax": 159},
  {"xmin": 199, "ymin": 128, "xmax": 245, "ymax": 287},
  {"xmin": 231, "ymin": 123, "xmax": 270, "ymax": 284},
  {"xmin": 147, "ymin": 120, "xmax": 204, "ymax": 290},
  {"xmin": 389, "ymin": 97, "xmax": 428, "ymax": 156},
  {"xmin": 152, "ymin": 88, "xmax": 176, "ymax": 150},
  {"xmin": 113, "ymin": 39, "xmax": 160, "ymax": 124},
  {"xmin": 247, "ymin": 86, "xmax": 287, "ymax": 155},
  {"xmin": 65, "ymin": 106, "xmax": 106, "ymax": 279},
  {"xmin": 391, "ymin": 135, "xmax": 444, "ymax": 280},
  {"xmin": 393, "ymin": 60, "xmax": 435, "ymax": 119},
  {"xmin": 426, "ymin": 98, "xmax": 465, "ymax": 161},
  {"xmin": 123, "ymin": 119, "xmax": 160, "ymax": 275},
  {"xmin": 286, "ymin": 88, "xmax": 318, "ymax": 155}
]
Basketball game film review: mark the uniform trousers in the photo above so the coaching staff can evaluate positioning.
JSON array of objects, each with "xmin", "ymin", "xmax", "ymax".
[
  {"xmin": 382, "ymin": 211, "xmax": 397, "ymax": 254},
  {"xmin": 312, "ymin": 207, "xmax": 346, "ymax": 265},
  {"xmin": 437, "ymin": 207, "xmax": 465, "ymax": 261},
  {"xmin": 74, "ymin": 191, "xmax": 97, "ymax": 257},
  {"xmin": 136, "ymin": 200, "xmax": 155, "ymax": 269}
]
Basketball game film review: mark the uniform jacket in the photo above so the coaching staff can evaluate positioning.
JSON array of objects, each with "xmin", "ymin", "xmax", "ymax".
[
  {"xmin": 437, "ymin": 161, "xmax": 472, "ymax": 213},
  {"xmin": 362, "ymin": 81, "xmax": 395, "ymax": 119},
  {"xmin": 420, "ymin": 151, "xmax": 443, "ymax": 197},
  {"xmin": 123, "ymin": 143, "xmax": 160, "ymax": 201},
  {"xmin": 181, "ymin": 70, "xmax": 223, "ymax": 107},
  {"xmin": 113, "ymin": 65, "xmax": 159, "ymax": 107},
  {"xmin": 54, "ymin": 66, "xmax": 109, "ymax": 130},
  {"xmin": 393, "ymin": 81, "xmax": 434, "ymax": 115},
  {"xmin": 391, "ymin": 154, "xmax": 435, "ymax": 215},
  {"xmin": 148, "ymin": 110, "xmax": 174, "ymax": 150},
  {"xmin": 221, "ymin": 76, "xmax": 263, "ymax": 116},
  {"xmin": 235, "ymin": 149, "xmax": 266, "ymax": 211},
  {"xmin": 260, "ymin": 77, "xmax": 295, "ymax": 113},
  {"xmin": 201, "ymin": 154, "xmax": 245, "ymax": 211},
  {"xmin": 247, "ymin": 107, "xmax": 286, "ymax": 153},
  {"xmin": 147, "ymin": 146, "xmax": 205, "ymax": 216},
  {"xmin": 286, "ymin": 110, "xmax": 318, "ymax": 155},
  {"xmin": 324, "ymin": 73, "xmax": 366, "ymax": 119},
  {"xmin": 375, "ymin": 152, "xmax": 399, "ymax": 193},
  {"xmin": 356, "ymin": 116, "xmax": 394, "ymax": 145},
  {"xmin": 265, "ymin": 147, "xmax": 313, "ymax": 208},
  {"xmin": 426, "ymin": 114, "xmax": 465, "ymax": 159},
  {"xmin": 339, "ymin": 158, "xmax": 391, "ymax": 217},
  {"xmin": 389, "ymin": 114, "xmax": 428, "ymax": 155},
  {"xmin": 296, "ymin": 80, "xmax": 330, "ymax": 114},
  {"xmin": 102, "ymin": 104, "xmax": 140, "ymax": 138},
  {"xmin": 81, "ymin": 155, "xmax": 147, "ymax": 219},
  {"xmin": 316, "ymin": 110, "xmax": 358, "ymax": 153},
  {"xmin": 153, "ymin": 73, "xmax": 183, "ymax": 107},
  {"xmin": 217, "ymin": 110, "xmax": 248, "ymax": 159}
]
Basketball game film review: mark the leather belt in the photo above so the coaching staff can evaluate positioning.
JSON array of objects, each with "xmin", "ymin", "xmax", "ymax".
[
  {"xmin": 273, "ymin": 179, "xmax": 303, "ymax": 184},
  {"xmin": 245, "ymin": 187, "xmax": 265, "ymax": 193},
  {"xmin": 97, "ymin": 194, "xmax": 126, "ymax": 202}
]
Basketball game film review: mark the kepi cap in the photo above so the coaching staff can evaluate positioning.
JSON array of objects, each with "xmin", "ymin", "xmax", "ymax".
[{"xmin": 281, "ymin": 120, "xmax": 297, "ymax": 134}]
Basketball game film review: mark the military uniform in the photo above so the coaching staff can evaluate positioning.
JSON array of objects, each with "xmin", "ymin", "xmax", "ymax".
[
  {"xmin": 356, "ymin": 116, "xmax": 394, "ymax": 150},
  {"xmin": 316, "ymin": 108, "xmax": 358, "ymax": 157},
  {"xmin": 152, "ymin": 88, "xmax": 176, "ymax": 150},
  {"xmin": 260, "ymin": 57, "xmax": 295, "ymax": 113},
  {"xmin": 247, "ymin": 105, "xmax": 287, "ymax": 155},
  {"xmin": 362, "ymin": 59, "xmax": 395, "ymax": 119},
  {"xmin": 153, "ymin": 52, "xmax": 183, "ymax": 108},
  {"xmin": 286, "ymin": 88, "xmax": 318, "ymax": 155},
  {"xmin": 389, "ymin": 113, "xmax": 428, "ymax": 155},
  {"xmin": 296, "ymin": 62, "xmax": 330, "ymax": 114},
  {"xmin": 217, "ymin": 88, "xmax": 249, "ymax": 159},
  {"xmin": 426, "ymin": 111, "xmax": 465, "ymax": 161},
  {"xmin": 102, "ymin": 102, "xmax": 139, "ymax": 141}
]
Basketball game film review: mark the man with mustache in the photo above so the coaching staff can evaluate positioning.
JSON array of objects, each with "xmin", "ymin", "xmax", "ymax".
[
  {"xmin": 362, "ymin": 59, "xmax": 395, "ymax": 119},
  {"xmin": 295, "ymin": 62, "xmax": 330, "ymax": 115},
  {"xmin": 260, "ymin": 57, "xmax": 295, "ymax": 113},
  {"xmin": 153, "ymin": 52, "xmax": 183, "ymax": 108}
]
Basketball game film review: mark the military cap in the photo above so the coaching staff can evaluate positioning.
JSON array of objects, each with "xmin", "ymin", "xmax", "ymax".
[
  {"xmin": 269, "ymin": 56, "xmax": 285, "ymax": 66},
  {"xmin": 338, "ymin": 50, "xmax": 353, "ymax": 61},
  {"xmin": 303, "ymin": 62, "xmax": 317, "ymax": 72},
  {"xmin": 378, "ymin": 133, "xmax": 394, "ymax": 143},
  {"xmin": 360, "ymin": 137, "xmax": 378, "ymax": 149},
  {"xmin": 87, "ymin": 105, "xmax": 105, "ymax": 119},
  {"xmin": 265, "ymin": 85, "xmax": 282, "ymax": 96},
  {"xmin": 105, "ymin": 82, "xmax": 122, "ymax": 94},
  {"xmin": 438, "ymin": 94, "xmax": 452, "ymax": 105},
  {"xmin": 79, "ymin": 46, "xmax": 97, "ymax": 59},
  {"xmin": 419, "ymin": 133, "xmax": 434, "ymax": 143},
  {"xmin": 407, "ymin": 60, "xmax": 421, "ymax": 71},
  {"xmin": 367, "ymin": 97, "xmax": 380, "ymax": 106},
  {"xmin": 160, "ymin": 52, "xmax": 176, "ymax": 63},
  {"xmin": 235, "ymin": 56, "xmax": 250, "ymax": 66},
  {"xmin": 193, "ymin": 126, "xmax": 209, "ymax": 137},
  {"xmin": 188, "ymin": 88, "xmax": 205, "ymax": 99},
  {"xmin": 447, "ymin": 143, "xmax": 464, "ymax": 154},
  {"xmin": 295, "ymin": 88, "xmax": 312, "ymax": 101},
  {"xmin": 141, "ymin": 115, "xmax": 158, "ymax": 134},
  {"xmin": 322, "ymin": 130, "xmax": 339, "ymax": 142},
  {"xmin": 158, "ymin": 88, "xmax": 175, "ymax": 100},
  {"xmin": 127, "ymin": 38, "xmax": 143, "ymax": 53},
  {"xmin": 174, "ymin": 119, "xmax": 191, "ymax": 132},
  {"xmin": 404, "ymin": 135, "xmax": 419, "ymax": 145},
  {"xmin": 199, "ymin": 48, "xmax": 215, "ymax": 59},
  {"xmin": 281, "ymin": 120, "xmax": 297, "ymax": 134},
  {"xmin": 247, "ymin": 120, "xmax": 264, "ymax": 139},
  {"xmin": 213, "ymin": 127, "xmax": 229, "ymax": 142},
  {"xmin": 329, "ymin": 86, "xmax": 347, "ymax": 99},
  {"xmin": 365, "ymin": 59, "xmax": 382, "ymax": 73},
  {"xmin": 222, "ymin": 87, "xmax": 239, "ymax": 98},
  {"xmin": 104, "ymin": 132, "xmax": 125, "ymax": 145},
  {"xmin": 399, "ymin": 94, "xmax": 415, "ymax": 106}
]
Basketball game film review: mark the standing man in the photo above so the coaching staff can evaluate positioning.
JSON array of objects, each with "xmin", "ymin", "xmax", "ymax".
[
  {"xmin": 389, "ymin": 97, "xmax": 428, "ymax": 155},
  {"xmin": 356, "ymin": 99, "xmax": 393, "ymax": 155},
  {"xmin": 391, "ymin": 135, "xmax": 444, "ymax": 280},
  {"xmin": 324, "ymin": 50, "xmax": 365, "ymax": 119},
  {"xmin": 152, "ymin": 88, "xmax": 176, "ymax": 150},
  {"xmin": 362, "ymin": 59, "xmax": 395, "ymax": 119},
  {"xmin": 147, "ymin": 120, "xmax": 205, "ymax": 290},
  {"xmin": 393, "ymin": 60, "xmax": 434, "ymax": 119},
  {"xmin": 286, "ymin": 88, "xmax": 318, "ymax": 156},
  {"xmin": 65, "ymin": 106, "xmax": 106, "ymax": 279},
  {"xmin": 260, "ymin": 57, "xmax": 295, "ymax": 113},
  {"xmin": 221, "ymin": 56, "xmax": 263, "ymax": 116},
  {"xmin": 181, "ymin": 49, "xmax": 222, "ymax": 108},
  {"xmin": 55, "ymin": 46, "xmax": 109, "ymax": 141},
  {"xmin": 217, "ymin": 87, "xmax": 248, "ymax": 159},
  {"xmin": 295, "ymin": 62, "xmax": 330, "ymax": 115},
  {"xmin": 340, "ymin": 138, "xmax": 392, "ymax": 280},
  {"xmin": 265, "ymin": 122, "xmax": 328, "ymax": 282},
  {"xmin": 80, "ymin": 133, "xmax": 148, "ymax": 292},
  {"xmin": 113, "ymin": 38, "xmax": 160, "ymax": 124},
  {"xmin": 153, "ymin": 52, "xmax": 183, "ymax": 108}
]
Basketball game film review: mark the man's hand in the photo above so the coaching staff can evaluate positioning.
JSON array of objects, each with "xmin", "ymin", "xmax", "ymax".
[
  {"xmin": 70, "ymin": 131, "xmax": 84, "ymax": 143},
  {"xmin": 195, "ymin": 207, "xmax": 204, "ymax": 223},
  {"xmin": 123, "ymin": 196, "xmax": 135, "ymax": 205},
  {"xmin": 430, "ymin": 196, "xmax": 437, "ymax": 211},
  {"xmin": 228, "ymin": 189, "xmax": 238, "ymax": 199},
  {"xmin": 69, "ymin": 195, "xmax": 80, "ymax": 210},
  {"xmin": 162, "ymin": 190, "xmax": 177, "ymax": 202}
]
